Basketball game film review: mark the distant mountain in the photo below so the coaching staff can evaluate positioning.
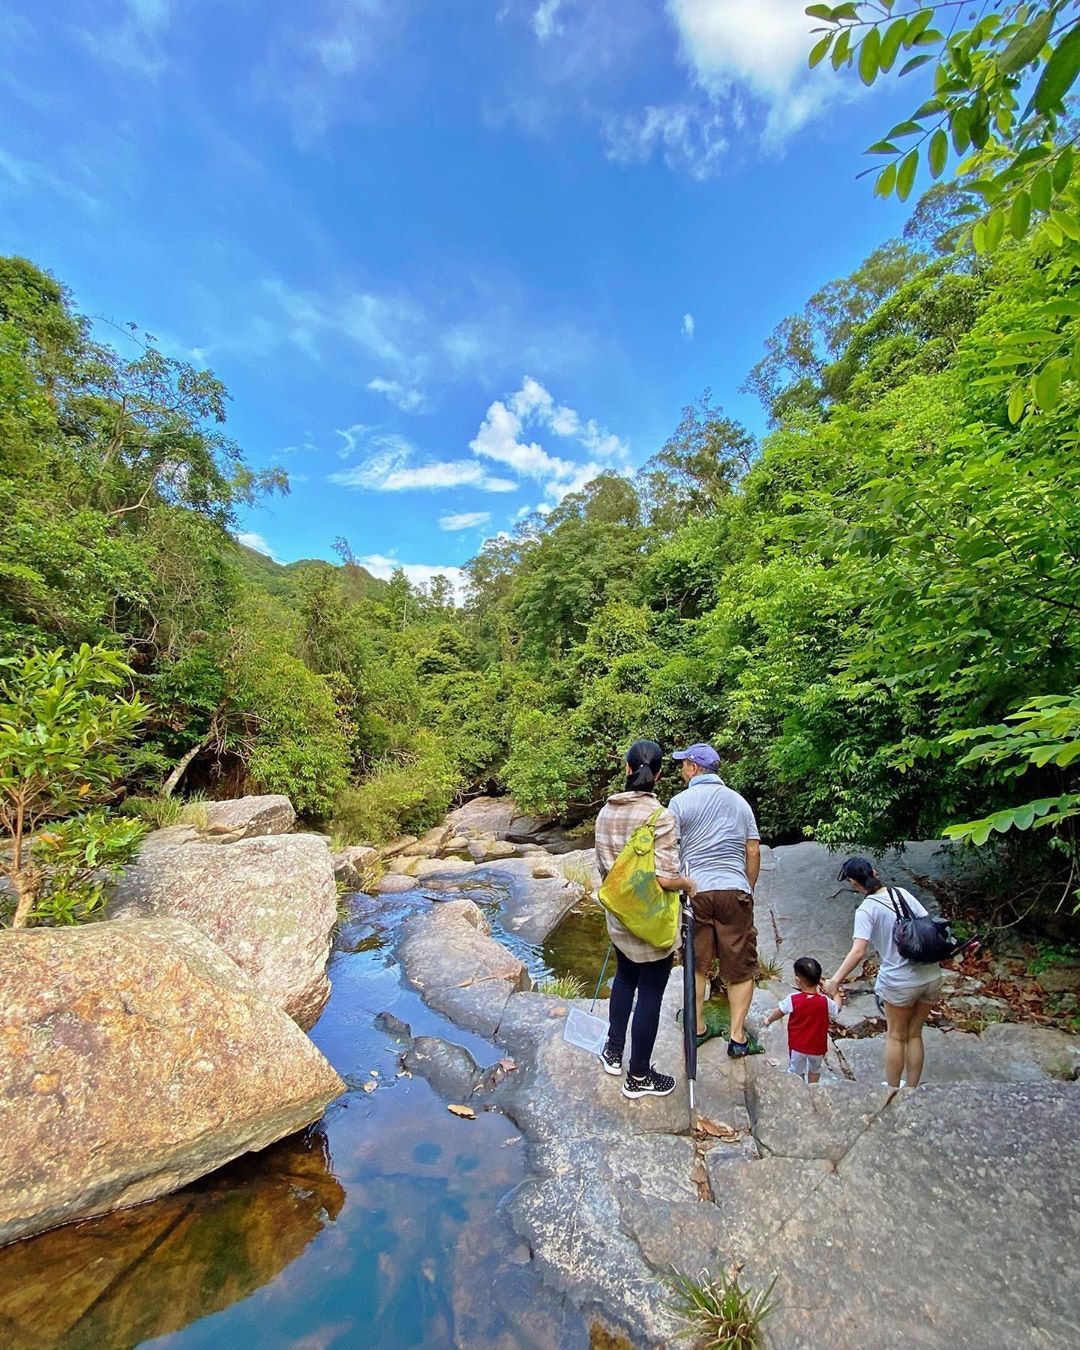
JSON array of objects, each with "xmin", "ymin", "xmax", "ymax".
[{"xmin": 231, "ymin": 543, "xmax": 387, "ymax": 603}]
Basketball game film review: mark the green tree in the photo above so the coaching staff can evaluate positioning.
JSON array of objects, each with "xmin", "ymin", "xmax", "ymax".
[{"xmin": 0, "ymin": 645, "xmax": 146, "ymax": 927}]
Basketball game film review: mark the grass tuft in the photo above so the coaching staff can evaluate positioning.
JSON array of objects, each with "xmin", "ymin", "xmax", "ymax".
[
  {"xmin": 754, "ymin": 954, "xmax": 783, "ymax": 985},
  {"xmin": 538, "ymin": 973, "xmax": 587, "ymax": 999},
  {"xmin": 666, "ymin": 1266, "xmax": 776, "ymax": 1349}
]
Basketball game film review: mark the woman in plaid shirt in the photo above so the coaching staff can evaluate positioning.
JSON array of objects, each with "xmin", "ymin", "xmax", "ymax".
[{"xmin": 595, "ymin": 740, "xmax": 696, "ymax": 1099}]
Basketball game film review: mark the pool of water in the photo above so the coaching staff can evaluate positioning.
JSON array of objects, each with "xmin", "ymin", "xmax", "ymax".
[{"xmin": 0, "ymin": 893, "xmax": 588, "ymax": 1350}]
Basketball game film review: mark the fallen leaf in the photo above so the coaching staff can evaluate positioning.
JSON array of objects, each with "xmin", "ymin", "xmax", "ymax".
[
  {"xmin": 362, "ymin": 1081, "xmax": 377, "ymax": 1093},
  {"xmin": 766, "ymin": 1057, "xmax": 780, "ymax": 1067},
  {"xmin": 502, "ymin": 1136, "xmax": 521, "ymax": 1146},
  {"xmin": 695, "ymin": 1116, "xmax": 736, "ymax": 1139},
  {"xmin": 369, "ymin": 1069, "xmax": 379, "ymax": 1077},
  {"xmin": 447, "ymin": 1104, "xmax": 476, "ymax": 1120},
  {"xmin": 498, "ymin": 1056, "xmax": 518, "ymax": 1073}
]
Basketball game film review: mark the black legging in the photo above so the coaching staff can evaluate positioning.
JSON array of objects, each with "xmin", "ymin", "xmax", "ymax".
[{"xmin": 606, "ymin": 946, "xmax": 674, "ymax": 1077}]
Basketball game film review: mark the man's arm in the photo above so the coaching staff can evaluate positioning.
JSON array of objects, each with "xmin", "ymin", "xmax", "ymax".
[{"xmin": 745, "ymin": 838, "xmax": 760, "ymax": 893}]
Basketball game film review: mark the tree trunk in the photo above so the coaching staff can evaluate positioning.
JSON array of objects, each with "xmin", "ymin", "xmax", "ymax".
[{"xmin": 161, "ymin": 740, "xmax": 206, "ymax": 798}]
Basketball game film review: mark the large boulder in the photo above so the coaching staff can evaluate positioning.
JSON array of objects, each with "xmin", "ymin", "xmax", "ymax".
[
  {"xmin": 0, "ymin": 919, "xmax": 344, "ymax": 1247},
  {"xmin": 202, "ymin": 794, "xmax": 296, "ymax": 839},
  {"xmin": 110, "ymin": 832, "xmax": 337, "ymax": 1028}
]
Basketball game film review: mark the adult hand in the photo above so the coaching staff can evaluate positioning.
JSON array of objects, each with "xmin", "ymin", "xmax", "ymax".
[
  {"xmin": 823, "ymin": 978, "xmax": 841, "ymax": 1002},
  {"xmin": 682, "ymin": 878, "xmax": 697, "ymax": 899}
]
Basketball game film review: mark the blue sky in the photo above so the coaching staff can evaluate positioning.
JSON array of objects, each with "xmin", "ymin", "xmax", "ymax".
[{"xmin": 1, "ymin": 0, "xmax": 925, "ymax": 591}]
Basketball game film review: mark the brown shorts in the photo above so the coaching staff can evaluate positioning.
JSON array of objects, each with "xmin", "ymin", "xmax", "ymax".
[{"xmin": 692, "ymin": 889, "xmax": 758, "ymax": 986}]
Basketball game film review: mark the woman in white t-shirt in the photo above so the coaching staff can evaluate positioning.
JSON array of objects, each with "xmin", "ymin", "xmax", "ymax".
[{"xmin": 824, "ymin": 856, "xmax": 943, "ymax": 1089}]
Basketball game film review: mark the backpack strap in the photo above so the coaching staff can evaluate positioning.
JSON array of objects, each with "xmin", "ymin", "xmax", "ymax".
[
  {"xmin": 645, "ymin": 807, "xmax": 664, "ymax": 828},
  {"xmin": 885, "ymin": 886, "xmax": 914, "ymax": 921}
]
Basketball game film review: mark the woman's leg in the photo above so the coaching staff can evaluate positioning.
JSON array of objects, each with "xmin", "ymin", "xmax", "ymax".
[
  {"xmin": 628, "ymin": 953, "xmax": 675, "ymax": 1077},
  {"xmin": 606, "ymin": 947, "xmax": 641, "ymax": 1059},
  {"xmin": 882, "ymin": 1000, "xmax": 916, "ymax": 1088},
  {"xmin": 903, "ymin": 1001, "xmax": 933, "ymax": 1086}
]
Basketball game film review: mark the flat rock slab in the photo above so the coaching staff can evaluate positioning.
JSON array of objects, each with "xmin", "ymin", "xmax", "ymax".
[
  {"xmin": 397, "ymin": 899, "xmax": 529, "ymax": 1036},
  {"xmin": 0, "ymin": 919, "xmax": 344, "ymax": 1246},
  {"xmin": 111, "ymin": 831, "xmax": 337, "ymax": 1029},
  {"xmin": 202, "ymin": 794, "xmax": 296, "ymax": 839},
  {"xmin": 735, "ymin": 1082, "xmax": 1080, "ymax": 1350},
  {"xmin": 835, "ymin": 1025, "xmax": 1046, "ymax": 1085}
]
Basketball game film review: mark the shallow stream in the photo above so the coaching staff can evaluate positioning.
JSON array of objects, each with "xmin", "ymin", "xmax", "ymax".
[{"xmin": 0, "ymin": 883, "xmax": 608, "ymax": 1349}]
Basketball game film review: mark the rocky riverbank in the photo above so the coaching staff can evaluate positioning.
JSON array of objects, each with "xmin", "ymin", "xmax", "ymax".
[{"xmin": 382, "ymin": 824, "xmax": 1080, "ymax": 1349}]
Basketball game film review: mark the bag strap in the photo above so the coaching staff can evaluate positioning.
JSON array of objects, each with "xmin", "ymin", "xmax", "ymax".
[
  {"xmin": 644, "ymin": 807, "xmax": 664, "ymax": 828},
  {"xmin": 885, "ymin": 886, "xmax": 915, "ymax": 922}
]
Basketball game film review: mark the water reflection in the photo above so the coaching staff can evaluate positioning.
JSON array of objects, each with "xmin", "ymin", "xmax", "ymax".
[
  {"xmin": 0, "ymin": 1129, "xmax": 343, "ymax": 1350},
  {"xmin": 0, "ymin": 891, "xmax": 587, "ymax": 1349}
]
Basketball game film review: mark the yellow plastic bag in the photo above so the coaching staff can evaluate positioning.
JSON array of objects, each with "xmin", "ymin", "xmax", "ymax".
[{"xmin": 598, "ymin": 808, "xmax": 679, "ymax": 950}]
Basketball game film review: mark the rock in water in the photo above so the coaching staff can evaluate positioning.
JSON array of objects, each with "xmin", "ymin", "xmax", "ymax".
[
  {"xmin": 202, "ymin": 795, "xmax": 296, "ymax": 839},
  {"xmin": 0, "ymin": 918, "xmax": 344, "ymax": 1247},
  {"xmin": 110, "ymin": 832, "xmax": 337, "ymax": 1029}
]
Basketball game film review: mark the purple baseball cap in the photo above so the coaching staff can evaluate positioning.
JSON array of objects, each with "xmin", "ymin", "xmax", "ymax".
[{"xmin": 672, "ymin": 742, "xmax": 721, "ymax": 770}]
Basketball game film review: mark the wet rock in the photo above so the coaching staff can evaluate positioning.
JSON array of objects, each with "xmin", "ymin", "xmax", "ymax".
[
  {"xmin": 443, "ymin": 834, "xmax": 471, "ymax": 854},
  {"xmin": 202, "ymin": 794, "xmax": 296, "ymax": 839},
  {"xmin": 110, "ymin": 831, "xmax": 337, "ymax": 1029},
  {"xmin": 411, "ymin": 856, "xmax": 477, "ymax": 881},
  {"xmin": 397, "ymin": 898, "xmax": 529, "ymax": 1036},
  {"xmin": 374, "ymin": 1011, "xmax": 413, "ymax": 1039},
  {"xmin": 0, "ymin": 1128, "xmax": 344, "ymax": 1349},
  {"xmin": 477, "ymin": 858, "xmax": 586, "ymax": 944},
  {"xmin": 332, "ymin": 844, "xmax": 379, "ymax": 889},
  {"xmin": 0, "ymin": 919, "xmax": 344, "ymax": 1247},
  {"xmin": 403, "ymin": 1036, "xmax": 481, "ymax": 1100}
]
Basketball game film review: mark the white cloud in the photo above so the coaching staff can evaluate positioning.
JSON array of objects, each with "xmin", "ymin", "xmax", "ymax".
[
  {"xmin": 80, "ymin": 0, "xmax": 173, "ymax": 75},
  {"xmin": 682, "ymin": 312, "xmax": 695, "ymax": 340},
  {"xmin": 367, "ymin": 375, "xmax": 425, "ymax": 412},
  {"xmin": 0, "ymin": 147, "xmax": 100, "ymax": 213},
  {"xmin": 602, "ymin": 103, "xmax": 728, "ymax": 180},
  {"xmin": 358, "ymin": 553, "xmax": 466, "ymax": 601},
  {"xmin": 261, "ymin": 280, "xmax": 419, "ymax": 374},
  {"xmin": 236, "ymin": 531, "xmax": 281, "ymax": 562},
  {"xmin": 666, "ymin": 0, "xmax": 837, "ymax": 142},
  {"xmin": 328, "ymin": 430, "xmax": 516, "ymax": 493},
  {"xmin": 470, "ymin": 376, "xmax": 625, "ymax": 503},
  {"xmin": 532, "ymin": 0, "xmax": 565, "ymax": 42},
  {"xmin": 440, "ymin": 511, "xmax": 492, "ymax": 531}
]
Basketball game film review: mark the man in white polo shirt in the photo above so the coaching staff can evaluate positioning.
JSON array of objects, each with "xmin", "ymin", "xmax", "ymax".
[{"xmin": 669, "ymin": 743, "xmax": 761, "ymax": 1058}]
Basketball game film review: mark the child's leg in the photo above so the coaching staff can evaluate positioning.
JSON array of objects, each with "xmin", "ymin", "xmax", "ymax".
[
  {"xmin": 806, "ymin": 1052, "xmax": 823, "ymax": 1084},
  {"xmin": 788, "ymin": 1050, "xmax": 808, "ymax": 1081}
]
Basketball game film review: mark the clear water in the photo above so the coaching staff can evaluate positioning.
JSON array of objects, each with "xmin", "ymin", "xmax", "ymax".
[{"xmin": 0, "ymin": 893, "xmax": 587, "ymax": 1350}]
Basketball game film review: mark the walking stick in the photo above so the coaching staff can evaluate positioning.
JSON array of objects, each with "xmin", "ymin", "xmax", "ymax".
[{"xmin": 681, "ymin": 895, "xmax": 697, "ymax": 1127}]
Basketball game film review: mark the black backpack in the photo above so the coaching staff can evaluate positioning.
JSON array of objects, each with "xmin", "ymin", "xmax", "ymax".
[{"xmin": 882, "ymin": 887, "xmax": 966, "ymax": 964}]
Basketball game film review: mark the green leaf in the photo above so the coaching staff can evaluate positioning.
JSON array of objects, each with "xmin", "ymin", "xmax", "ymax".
[
  {"xmin": 874, "ymin": 161, "xmax": 897, "ymax": 198},
  {"xmin": 950, "ymin": 105, "xmax": 971, "ymax": 154},
  {"xmin": 928, "ymin": 127, "xmax": 948, "ymax": 179},
  {"xmin": 809, "ymin": 33, "xmax": 833, "ymax": 68},
  {"xmin": 1034, "ymin": 24, "xmax": 1080, "ymax": 116},
  {"xmin": 879, "ymin": 16, "xmax": 907, "ymax": 72},
  {"xmin": 858, "ymin": 27, "xmax": 881, "ymax": 86},
  {"xmin": 1052, "ymin": 146, "xmax": 1074, "ymax": 193},
  {"xmin": 998, "ymin": 10, "xmax": 1053, "ymax": 74},
  {"xmin": 1031, "ymin": 168, "xmax": 1053, "ymax": 212},
  {"xmin": 1034, "ymin": 360, "xmax": 1063, "ymax": 411},
  {"xmin": 911, "ymin": 29, "xmax": 943, "ymax": 47},
  {"xmin": 1050, "ymin": 208, "xmax": 1080, "ymax": 242},
  {"xmin": 896, "ymin": 148, "xmax": 918, "ymax": 201},
  {"xmin": 805, "ymin": 4, "xmax": 835, "ymax": 19},
  {"xmin": 1007, "ymin": 383, "xmax": 1026, "ymax": 424},
  {"xmin": 984, "ymin": 207, "xmax": 1005, "ymax": 251},
  {"xmin": 1009, "ymin": 189, "xmax": 1032, "ymax": 239},
  {"xmin": 899, "ymin": 53, "xmax": 933, "ymax": 78},
  {"xmin": 831, "ymin": 27, "xmax": 852, "ymax": 70},
  {"xmin": 1042, "ymin": 217, "xmax": 1065, "ymax": 247},
  {"xmin": 867, "ymin": 139, "xmax": 900, "ymax": 154},
  {"xmin": 904, "ymin": 8, "xmax": 933, "ymax": 47}
]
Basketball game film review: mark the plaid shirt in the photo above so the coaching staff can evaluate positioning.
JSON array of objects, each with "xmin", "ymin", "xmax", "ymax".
[{"xmin": 594, "ymin": 791, "xmax": 681, "ymax": 961}]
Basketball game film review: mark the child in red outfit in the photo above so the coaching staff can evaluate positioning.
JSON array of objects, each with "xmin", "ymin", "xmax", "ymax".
[{"xmin": 762, "ymin": 956, "xmax": 840, "ymax": 1084}]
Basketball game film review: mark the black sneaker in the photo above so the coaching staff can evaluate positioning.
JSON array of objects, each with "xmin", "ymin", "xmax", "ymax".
[
  {"xmin": 727, "ymin": 1039, "xmax": 751, "ymax": 1059},
  {"xmin": 598, "ymin": 1044, "xmax": 622, "ymax": 1076},
  {"xmin": 622, "ymin": 1066, "xmax": 676, "ymax": 1099}
]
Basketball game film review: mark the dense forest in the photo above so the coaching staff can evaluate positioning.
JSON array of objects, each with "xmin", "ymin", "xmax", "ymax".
[{"xmin": 3, "ymin": 2, "xmax": 1079, "ymax": 928}]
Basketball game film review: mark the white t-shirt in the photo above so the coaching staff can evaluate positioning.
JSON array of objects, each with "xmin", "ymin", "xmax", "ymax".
[{"xmin": 852, "ymin": 886, "xmax": 942, "ymax": 989}]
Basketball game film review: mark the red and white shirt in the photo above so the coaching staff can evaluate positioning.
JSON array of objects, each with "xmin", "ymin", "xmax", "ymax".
[{"xmin": 778, "ymin": 990, "xmax": 840, "ymax": 1057}]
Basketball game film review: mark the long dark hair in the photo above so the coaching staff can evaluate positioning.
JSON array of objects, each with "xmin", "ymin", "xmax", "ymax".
[{"xmin": 625, "ymin": 739, "xmax": 663, "ymax": 792}]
